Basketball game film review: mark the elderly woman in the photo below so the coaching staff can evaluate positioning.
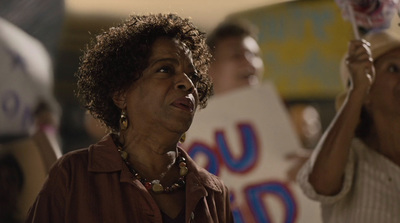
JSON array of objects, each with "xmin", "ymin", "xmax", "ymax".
[
  {"xmin": 297, "ymin": 30, "xmax": 400, "ymax": 222},
  {"xmin": 26, "ymin": 14, "xmax": 233, "ymax": 223}
]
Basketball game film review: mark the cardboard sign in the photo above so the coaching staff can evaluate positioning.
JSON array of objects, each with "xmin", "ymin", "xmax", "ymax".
[{"xmin": 182, "ymin": 82, "xmax": 321, "ymax": 223}]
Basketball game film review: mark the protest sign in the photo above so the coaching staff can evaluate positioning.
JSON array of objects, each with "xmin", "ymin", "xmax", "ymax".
[{"xmin": 182, "ymin": 82, "xmax": 321, "ymax": 223}]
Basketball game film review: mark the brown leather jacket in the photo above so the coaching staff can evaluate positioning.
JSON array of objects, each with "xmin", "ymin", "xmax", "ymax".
[{"xmin": 25, "ymin": 135, "xmax": 233, "ymax": 223}]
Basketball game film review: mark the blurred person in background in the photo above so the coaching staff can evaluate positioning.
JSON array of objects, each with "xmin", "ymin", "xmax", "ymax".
[
  {"xmin": 0, "ymin": 17, "xmax": 61, "ymax": 141},
  {"xmin": 0, "ymin": 0, "xmax": 65, "ymax": 137},
  {"xmin": 288, "ymin": 104, "xmax": 322, "ymax": 150},
  {"xmin": 0, "ymin": 1, "xmax": 64, "ymax": 222},
  {"xmin": 206, "ymin": 19, "xmax": 316, "ymax": 183},
  {"xmin": 206, "ymin": 19, "xmax": 264, "ymax": 96},
  {"xmin": 0, "ymin": 16, "xmax": 62, "ymax": 223},
  {"xmin": 26, "ymin": 13, "xmax": 233, "ymax": 223},
  {"xmin": 297, "ymin": 30, "xmax": 400, "ymax": 222},
  {"xmin": 286, "ymin": 104, "xmax": 322, "ymax": 181}
]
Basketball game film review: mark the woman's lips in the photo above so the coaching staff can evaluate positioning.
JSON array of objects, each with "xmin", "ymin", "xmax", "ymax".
[{"xmin": 172, "ymin": 95, "xmax": 195, "ymax": 113}]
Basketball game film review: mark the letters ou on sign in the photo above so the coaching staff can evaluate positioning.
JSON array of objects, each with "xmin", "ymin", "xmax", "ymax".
[{"xmin": 182, "ymin": 82, "xmax": 321, "ymax": 223}]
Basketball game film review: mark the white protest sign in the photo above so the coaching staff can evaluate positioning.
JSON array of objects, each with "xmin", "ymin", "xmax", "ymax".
[{"xmin": 182, "ymin": 82, "xmax": 321, "ymax": 223}]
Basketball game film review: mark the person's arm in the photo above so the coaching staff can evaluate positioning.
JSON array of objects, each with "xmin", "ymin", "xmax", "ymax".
[{"xmin": 308, "ymin": 40, "xmax": 374, "ymax": 196}]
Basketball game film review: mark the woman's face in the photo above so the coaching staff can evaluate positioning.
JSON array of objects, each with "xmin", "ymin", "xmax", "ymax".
[
  {"xmin": 122, "ymin": 37, "xmax": 199, "ymax": 134},
  {"xmin": 367, "ymin": 47, "xmax": 400, "ymax": 116},
  {"xmin": 209, "ymin": 36, "xmax": 264, "ymax": 95}
]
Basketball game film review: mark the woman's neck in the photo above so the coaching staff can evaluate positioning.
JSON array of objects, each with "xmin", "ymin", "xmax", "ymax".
[{"xmin": 118, "ymin": 130, "xmax": 181, "ymax": 180}]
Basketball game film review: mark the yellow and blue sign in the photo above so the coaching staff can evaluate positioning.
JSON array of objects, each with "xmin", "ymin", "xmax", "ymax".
[{"xmin": 232, "ymin": 0, "xmax": 353, "ymax": 99}]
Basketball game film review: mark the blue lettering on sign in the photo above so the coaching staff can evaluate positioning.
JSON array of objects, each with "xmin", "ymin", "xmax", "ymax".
[
  {"xmin": 230, "ymin": 192, "xmax": 245, "ymax": 223},
  {"xmin": 1, "ymin": 89, "xmax": 34, "ymax": 130},
  {"xmin": 1, "ymin": 90, "xmax": 20, "ymax": 118},
  {"xmin": 216, "ymin": 123, "xmax": 259, "ymax": 173},
  {"xmin": 186, "ymin": 123, "xmax": 297, "ymax": 223},
  {"xmin": 188, "ymin": 142, "xmax": 220, "ymax": 175},
  {"xmin": 245, "ymin": 182, "xmax": 297, "ymax": 223}
]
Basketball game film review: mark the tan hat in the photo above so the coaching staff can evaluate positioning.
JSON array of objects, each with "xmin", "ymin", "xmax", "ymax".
[
  {"xmin": 340, "ymin": 30, "xmax": 400, "ymax": 88},
  {"xmin": 336, "ymin": 30, "xmax": 400, "ymax": 110}
]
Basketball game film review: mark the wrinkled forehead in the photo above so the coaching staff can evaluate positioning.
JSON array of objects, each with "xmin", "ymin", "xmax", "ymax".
[
  {"xmin": 151, "ymin": 37, "xmax": 193, "ymax": 59},
  {"xmin": 147, "ymin": 37, "xmax": 195, "ymax": 69}
]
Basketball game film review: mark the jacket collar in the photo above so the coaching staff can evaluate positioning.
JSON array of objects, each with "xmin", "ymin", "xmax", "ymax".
[
  {"xmin": 180, "ymin": 147, "xmax": 223, "ymax": 193},
  {"xmin": 88, "ymin": 134, "xmax": 123, "ymax": 173},
  {"xmin": 88, "ymin": 134, "xmax": 222, "ymax": 192}
]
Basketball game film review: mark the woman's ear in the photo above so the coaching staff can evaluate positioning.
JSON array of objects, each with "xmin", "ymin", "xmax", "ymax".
[{"xmin": 112, "ymin": 90, "xmax": 126, "ymax": 109}]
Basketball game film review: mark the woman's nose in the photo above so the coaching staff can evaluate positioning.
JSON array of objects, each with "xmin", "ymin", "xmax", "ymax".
[{"xmin": 176, "ymin": 72, "xmax": 194, "ymax": 92}]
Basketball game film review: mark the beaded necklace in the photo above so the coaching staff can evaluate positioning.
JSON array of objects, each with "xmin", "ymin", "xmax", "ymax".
[{"xmin": 113, "ymin": 136, "xmax": 188, "ymax": 193}]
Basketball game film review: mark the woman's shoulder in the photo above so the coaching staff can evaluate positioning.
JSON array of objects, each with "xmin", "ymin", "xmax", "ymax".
[
  {"xmin": 57, "ymin": 147, "xmax": 90, "ymax": 164},
  {"xmin": 179, "ymin": 147, "xmax": 227, "ymax": 193},
  {"xmin": 46, "ymin": 147, "xmax": 91, "ymax": 180}
]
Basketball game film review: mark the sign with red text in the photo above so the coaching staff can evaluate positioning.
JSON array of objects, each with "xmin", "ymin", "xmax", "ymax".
[{"xmin": 182, "ymin": 82, "xmax": 321, "ymax": 223}]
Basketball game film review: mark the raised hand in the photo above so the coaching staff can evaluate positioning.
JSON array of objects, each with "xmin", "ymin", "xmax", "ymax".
[{"xmin": 345, "ymin": 39, "xmax": 375, "ymax": 94}]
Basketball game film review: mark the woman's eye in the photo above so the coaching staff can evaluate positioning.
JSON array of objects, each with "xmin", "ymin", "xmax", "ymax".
[
  {"xmin": 158, "ymin": 66, "xmax": 173, "ymax": 74},
  {"xmin": 388, "ymin": 64, "xmax": 399, "ymax": 73}
]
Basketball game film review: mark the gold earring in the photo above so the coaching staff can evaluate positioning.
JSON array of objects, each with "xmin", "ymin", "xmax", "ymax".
[
  {"xmin": 179, "ymin": 132, "xmax": 186, "ymax": 143},
  {"xmin": 120, "ymin": 109, "xmax": 128, "ymax": 130}
]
